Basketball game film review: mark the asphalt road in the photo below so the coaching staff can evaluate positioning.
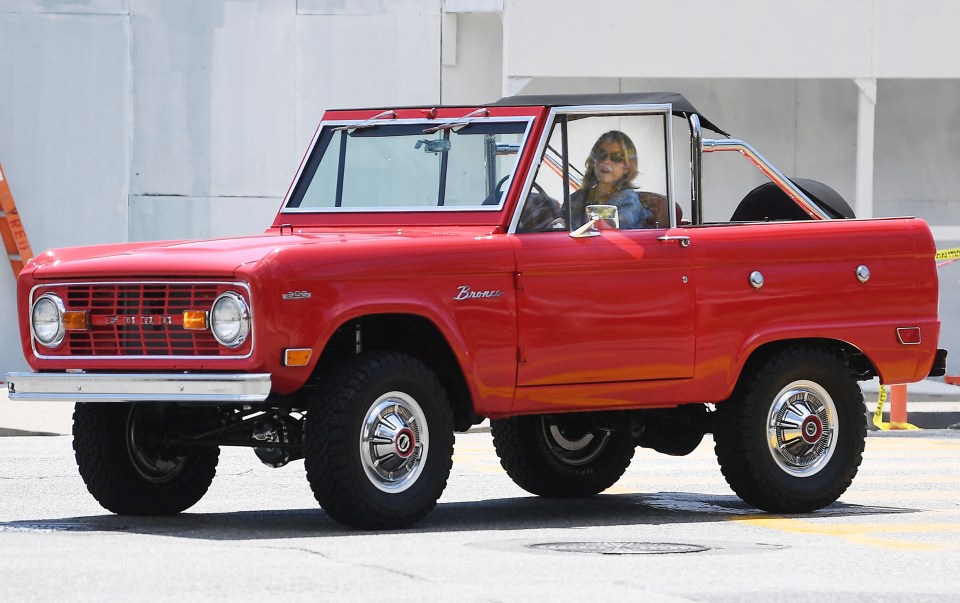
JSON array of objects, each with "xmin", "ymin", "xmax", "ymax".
[{"xmin": 1, "ymin": 430, "xmax": 959, "ymax": 602}]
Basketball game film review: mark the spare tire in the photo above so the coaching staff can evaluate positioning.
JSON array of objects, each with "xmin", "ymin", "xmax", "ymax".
[{"xmin": 731, "ymin": 178, "xmax": 854, "ymax": 222}]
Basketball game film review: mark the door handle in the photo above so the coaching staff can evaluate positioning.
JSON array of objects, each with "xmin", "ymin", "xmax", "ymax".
[{"xmin": 657, "ymin": 235, "xmax": 691, "ymax": 247}]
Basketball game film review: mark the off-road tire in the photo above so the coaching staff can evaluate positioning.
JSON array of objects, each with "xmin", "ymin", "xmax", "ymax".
[
  {"xmin": 713, "ymin": 345, "xmax": 866, "ymax": 513},
  {"xmin": 73, "ymin": 403, "xmax": 220, "ymax": 515},
  {"xmin": 490, "ymin": 413, "xmax": 635, "ymax": 497},
  {"xmin": 304, "ymin": 353, "xmax": 455, "ymax": 530}
]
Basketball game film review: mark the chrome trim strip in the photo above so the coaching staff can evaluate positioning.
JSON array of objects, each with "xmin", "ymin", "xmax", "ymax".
[
  {"xmin": 4, "ymin": 372, "xmax": 271, "ymax": 403},
  {"xmin": 701, "ymin": 138, "xmax": 831, "ymax": 220},
  {"xmin": 29, "ymin": 280, "xmax": 254, "ymax": 361}
]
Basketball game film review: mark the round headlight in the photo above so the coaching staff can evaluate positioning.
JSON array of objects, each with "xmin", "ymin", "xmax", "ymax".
[
  {"xmin": 210, "ymin": 292, "xmax": 250, "ymax": 348},
  {"xmin": 32, "ymin": 293, "xmax": 65, "ymax": 347}
]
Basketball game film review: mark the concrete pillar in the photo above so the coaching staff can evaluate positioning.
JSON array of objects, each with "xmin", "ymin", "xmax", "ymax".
[{"xmin": 855, "ymin": 78, "xmax": 877, "ymax": 218}]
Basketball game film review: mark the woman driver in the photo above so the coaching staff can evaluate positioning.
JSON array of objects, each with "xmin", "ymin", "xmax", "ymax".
[{"xmin": 561, "ymin": 130, "xmax": 650, "ymax": 230}]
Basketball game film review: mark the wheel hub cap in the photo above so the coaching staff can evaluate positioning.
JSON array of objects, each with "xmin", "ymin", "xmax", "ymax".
[
  {"xmin": 766, "ymin": 381, "xmax": 838, "ymax": 477},
  {"xmin": 542, "ymin": 418, "xmax": 610, "ymax": 466},
  {"xmin": 360, "ymin": 392, "xmax": 428, "ymax": 493},
  {"xmin": 801, "ymin": 415, "xmax": 824, "ymax": 444},
  {"xmin": 394, "ymin": 427, "xmax": 416, "ymax": 458}
]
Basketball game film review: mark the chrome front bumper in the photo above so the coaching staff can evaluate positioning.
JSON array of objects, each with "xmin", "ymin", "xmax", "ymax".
[{"xmin": 4, "ymin": 372, "xmax": 271, "ymax": 403}]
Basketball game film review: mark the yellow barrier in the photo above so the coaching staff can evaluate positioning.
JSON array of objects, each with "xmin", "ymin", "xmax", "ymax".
[{"xmin": 873, "ymin": 384, "xmax": 920, "ymax": 431}]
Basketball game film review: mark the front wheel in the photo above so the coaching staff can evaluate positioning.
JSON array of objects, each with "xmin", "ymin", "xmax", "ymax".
[
  {"xmin": 73, "ymin": 403, "xmax": 219, "ymax": 515},
  {"xmin": 713, "ymin": 346, "xmax": 866, "ymax": 513},
  {"xmin": 304, "ymin": 353, "xmax": 455, "ymax": 529},
  {"xmin": 490, "ymin": 413, "xmax": 635, "ymax": 497}
]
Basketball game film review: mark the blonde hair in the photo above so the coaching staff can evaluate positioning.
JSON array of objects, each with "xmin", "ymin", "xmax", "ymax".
[{"xmin": 581, "ymin": 130, "xmax": 639, "ymax": 201}]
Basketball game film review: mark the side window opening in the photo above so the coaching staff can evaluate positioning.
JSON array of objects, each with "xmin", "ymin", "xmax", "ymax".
[{"xmin": 517, "ymin": 111, "xmax": 674, "ymax": 233}]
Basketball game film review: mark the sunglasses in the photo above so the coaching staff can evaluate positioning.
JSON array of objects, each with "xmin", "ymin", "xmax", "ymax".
[{"xmin": 592, "ymin": 150, "xmax": 626, "ymax": 164}]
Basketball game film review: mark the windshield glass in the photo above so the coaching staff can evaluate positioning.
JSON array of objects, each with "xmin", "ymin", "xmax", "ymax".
[{"xmin": 284, "ymin": 119, "xmax": 531, "ymax": 212}]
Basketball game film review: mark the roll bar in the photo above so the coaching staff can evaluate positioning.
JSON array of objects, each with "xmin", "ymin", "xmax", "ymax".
[{"xmin": 687, "ymin": 114, "xmax": 830, "ymax": 223}]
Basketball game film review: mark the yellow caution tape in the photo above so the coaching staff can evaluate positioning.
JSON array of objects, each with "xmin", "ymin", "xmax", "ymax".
[
  {"xmin": 936, "ymin": 248, "xmax": 960, "ymax": 261},
  {"xmin": 872, "ymin": 384, "xmax": 920, "ymax": 431}
]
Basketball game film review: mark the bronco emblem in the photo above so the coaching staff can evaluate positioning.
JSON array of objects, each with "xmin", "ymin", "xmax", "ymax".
[{"xmin": 454, "ymin": 286, "xmax": 503, "ymax": 301}]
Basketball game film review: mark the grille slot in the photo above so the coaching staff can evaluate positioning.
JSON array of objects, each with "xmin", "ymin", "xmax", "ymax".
[{"xmin": 46, "ymin": 282, "xmax": 248, "ymax": 357}]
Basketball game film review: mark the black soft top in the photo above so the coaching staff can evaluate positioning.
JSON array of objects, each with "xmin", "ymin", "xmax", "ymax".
[{"xmin": 490, "ymin": 92, "xmax": 727, "ymax": 136}]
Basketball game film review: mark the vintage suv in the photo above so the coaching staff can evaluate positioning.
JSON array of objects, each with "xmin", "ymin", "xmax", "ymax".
[{"xmin": 6, "ymin": 93, "xmax": 947, "ymax": 529}]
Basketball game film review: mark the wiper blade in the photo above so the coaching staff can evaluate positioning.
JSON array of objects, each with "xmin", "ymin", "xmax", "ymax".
[
  {"xmin": 333, "ymin": 110, "xmax": 397, "ymax": 133},
  {"xmin": 422, "ymin": 108, "xmax": 489, "ymax": 134}
]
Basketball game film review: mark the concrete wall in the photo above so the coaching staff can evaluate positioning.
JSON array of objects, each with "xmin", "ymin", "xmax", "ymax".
[{"xmin": 1, "ymin": 0, "xmax": 958, "ymax": 377}]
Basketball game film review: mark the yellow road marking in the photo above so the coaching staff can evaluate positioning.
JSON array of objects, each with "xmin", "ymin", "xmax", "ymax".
[
  {"xmin": 732, "ymin": 516, "xmax": 959, "ymax": 551},
  {"xmin": 841, "ymin": 490, "xmax": 960, "ymax": 500}
]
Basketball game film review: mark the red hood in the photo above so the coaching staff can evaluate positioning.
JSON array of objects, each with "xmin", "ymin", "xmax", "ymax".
[{"xmin": 26, "ymin": 228, "xmax": 496, "ymax": 279}]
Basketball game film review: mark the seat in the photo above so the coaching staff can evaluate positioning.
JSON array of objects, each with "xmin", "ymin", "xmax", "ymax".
[{"xmin": 638, "ymin": 191, "xmax": 682, "ymax": 228}]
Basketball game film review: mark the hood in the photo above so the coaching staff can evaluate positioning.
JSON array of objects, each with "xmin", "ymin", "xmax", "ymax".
[
  {"xmin": 26, "ymin": 228, "xmax": 494, "ymax": 279},
  {"xmin": 27, "ymin": 235, "xmax": 306, "ymax": 278}
]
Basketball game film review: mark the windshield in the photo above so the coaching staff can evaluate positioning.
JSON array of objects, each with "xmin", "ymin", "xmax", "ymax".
[{"xmin": 284, "ymin": 119, "xmax": 531, "ymax": 212}]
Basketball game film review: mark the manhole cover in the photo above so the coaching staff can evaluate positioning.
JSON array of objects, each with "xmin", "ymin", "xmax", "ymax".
[{"xmin": 528, "ymin": 541, "xmax": 709, "ymax": 555}]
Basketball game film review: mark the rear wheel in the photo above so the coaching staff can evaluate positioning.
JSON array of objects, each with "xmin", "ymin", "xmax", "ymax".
[
  {"xmin": 73, "ymin": 403, "xmax": 219, "ymax": 515},
  {"xmin": 491, "ymin": 413, "xmax": 635, "ymax": 497},
  {"xmin": 713, "ymin": 345, "xmax": 866, "ymax": 512},
  {"xmin": 304, "ymin": 353, "xmax": 455, "ymax": 529}
]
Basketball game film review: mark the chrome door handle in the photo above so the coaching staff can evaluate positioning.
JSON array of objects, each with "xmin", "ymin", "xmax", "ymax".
[{"xmin": 657, "ymin": 235, "xmax": 691, "ymax": 247}]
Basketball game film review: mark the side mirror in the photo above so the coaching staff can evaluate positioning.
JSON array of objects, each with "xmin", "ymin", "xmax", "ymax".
[{"xmin": 570, "ymin": 204, "xmax": 619, "ymax": 238}]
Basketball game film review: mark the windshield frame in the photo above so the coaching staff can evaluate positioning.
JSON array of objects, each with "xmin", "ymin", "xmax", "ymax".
[{"xmin": 280, "ymin": 116, "xmax": 536, "ymax": 215}]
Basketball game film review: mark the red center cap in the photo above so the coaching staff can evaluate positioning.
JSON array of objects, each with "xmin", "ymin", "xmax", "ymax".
[
  {"xmin": 395, "ymin": 428, "xmax": 415, "ymax": 458},
  {"xmin": 801, "ymin": 415, "xmax": 823, "ymax": 444}
]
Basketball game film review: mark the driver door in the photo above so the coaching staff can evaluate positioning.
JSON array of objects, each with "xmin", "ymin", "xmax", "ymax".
[
  {"xmin": 512, "ymin": 107, "xmax": 695, "ymax": 387},
  {"xmin": 514, "ymin": 228, "xmax": 695, "ymax": 386}
]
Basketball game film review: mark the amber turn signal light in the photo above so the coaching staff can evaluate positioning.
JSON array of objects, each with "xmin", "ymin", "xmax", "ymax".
[
  {"xmin": 284, "ymin": 348, "xmax": 312, "ymax": 367},
  {"xmin": 182, "ymin": 310, "xmax": 208, "ymax": 330},
  {"xmin": 62, "ymin": 311, "xmax": 88, "ymax": 331}
]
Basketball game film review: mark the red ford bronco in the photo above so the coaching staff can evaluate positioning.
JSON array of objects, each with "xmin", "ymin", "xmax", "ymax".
[{"xmin": 6, "ymin": 93, "xmax": 946, "ymax": 529}]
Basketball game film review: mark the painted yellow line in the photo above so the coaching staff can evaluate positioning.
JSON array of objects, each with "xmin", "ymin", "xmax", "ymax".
[
  {"xmin": 841, "ymin": 490, "xmax": 960, "ymax": 500},
  {"xmin": 732, "ymin": 516, "xmax": 958, "ymax": 551},
  {"xmin": 854, "ymin": 475, "xmax": 960, "ymax": 485},
  {"xmin": 602, "ymin": 485, "xmax": 640, "ymax": 495}
]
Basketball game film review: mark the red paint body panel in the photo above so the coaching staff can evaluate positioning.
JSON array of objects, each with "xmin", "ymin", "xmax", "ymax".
[{"xmin": 507, "ymin": 217, "xmax": 940, "ymax": 416}]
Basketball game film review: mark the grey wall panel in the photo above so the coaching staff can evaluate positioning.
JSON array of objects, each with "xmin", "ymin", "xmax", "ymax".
[
  {"xmin": 130, "ymin": 0, "xmax": 298, "ymax": 199},
  {"xmin": 295, "ymin": 12, "xmax": 441, "ymax": 151},
  {"xmin": 128, "ymin": 195, "xmax": 279, "ymax": 242},
  {"xmin": 874, "ymin": 80, "xmax": 960, "ymax": 223}
]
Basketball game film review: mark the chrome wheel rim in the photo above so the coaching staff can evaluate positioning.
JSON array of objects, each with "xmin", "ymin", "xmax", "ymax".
[
  {"xmin": 766, "ymin": 380, "xmax": 838, "ymax": 477},
  {"xmin": 126, "ymin": 405, "xmax": 187, "ymax": 483},
  {"xmin": 359, "ymin": 392, "xmax": 428, "ymax": 493},
  {"xmin": 541, "ymin": 417, "xmax": 610, "ymax": 466}
]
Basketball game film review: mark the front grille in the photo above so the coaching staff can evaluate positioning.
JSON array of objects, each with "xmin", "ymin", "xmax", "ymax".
[{"xmin": 35, "ymin": 282, "xmax": 250, "ymax": 357}]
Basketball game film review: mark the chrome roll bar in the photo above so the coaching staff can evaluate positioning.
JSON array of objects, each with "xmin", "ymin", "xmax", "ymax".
[
  {"xmin": 687, "ymin": 113, "xmax": 831, "ymax": 222},
  {"xmin": 688, "ymin": 114, "xmax": 703, "ymax": 224}
]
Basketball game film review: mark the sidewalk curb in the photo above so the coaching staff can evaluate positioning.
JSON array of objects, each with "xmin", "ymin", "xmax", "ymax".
[{"xmin": 0, "ymin": 427, "xmax": 63, "ymax": 437}]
